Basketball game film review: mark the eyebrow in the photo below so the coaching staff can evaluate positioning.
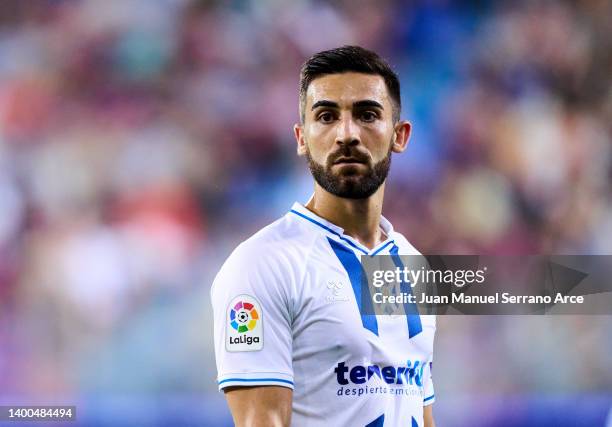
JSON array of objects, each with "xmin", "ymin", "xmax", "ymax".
[
  {"xmin": 353, "ymin": 100, "xmax": 384, "ymax": 110},
  {"xmin": 311, "ymin": 100, "xmax": 339, "ymax": 110},
  {"xmin": 311, "ymin": 99, "xmax": 384, "ymax": 110}
]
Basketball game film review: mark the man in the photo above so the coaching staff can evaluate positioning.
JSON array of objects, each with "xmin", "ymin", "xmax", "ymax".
[{"xmin": 211, "ymin": 45, "xmax": 436, "ymax": 427}]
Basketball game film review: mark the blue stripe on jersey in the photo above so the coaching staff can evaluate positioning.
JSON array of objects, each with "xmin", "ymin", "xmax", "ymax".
[
  {"xmin": 390, "ymin": 245, "xmax": 423, "ymax": 338},
  {"xmin": 290, "ymin": 209, "xmax": 394, "ymax": 256},
  {"xmin": 327, "ymin": 237, "xmax": 379, "ymax": 336},
  {"xmin": 290, "ymin": 209, "xmax": 369, "ymax": 255},
  {"xmin": 412, "ymin": 416, "xmax": 419, "ymax": 427},
  {"xmin": 365, "ymin": 413, "xmax": 385, "ymax": 427},
  {"xmin": 423, "ymin": 394, "xmax": 435, "ymax": 403},
  {"xmin": 218, "ymin": 378, "xmax": 294, "ymax": 386}
]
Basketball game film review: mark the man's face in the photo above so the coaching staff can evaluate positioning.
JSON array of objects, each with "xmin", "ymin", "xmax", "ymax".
[{"xmin": 295, "ymin": 72, "xmax": 409, "ymax": 199}]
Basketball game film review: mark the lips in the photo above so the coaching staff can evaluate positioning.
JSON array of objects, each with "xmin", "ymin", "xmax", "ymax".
[{"xmin": 334, "ymin": 157, "xmax": 366, "ymax": 165}]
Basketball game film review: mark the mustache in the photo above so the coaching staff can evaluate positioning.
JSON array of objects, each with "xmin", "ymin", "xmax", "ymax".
[{"xmin": 327, "ymin": 147, "xmax": 371, "ymax": 166}]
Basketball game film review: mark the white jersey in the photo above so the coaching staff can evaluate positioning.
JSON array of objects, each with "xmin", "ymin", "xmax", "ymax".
[{"xmin": 211, "ymin": 202, "xmax": 435, "ymax": 427}]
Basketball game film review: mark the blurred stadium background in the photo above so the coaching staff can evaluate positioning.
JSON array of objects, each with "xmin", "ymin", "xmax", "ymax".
[{"xmin": 0, "ymin": 0, "xmax": 610, "ymax": 426}]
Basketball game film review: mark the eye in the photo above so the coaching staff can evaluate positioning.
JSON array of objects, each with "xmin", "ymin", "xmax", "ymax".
[
  {"xmin": 318, "ymin": 112, "xmax": 335, "ymax": 124},
  {"xmin": 360, "ymin": 111, "xmax": 378, "ymax": 122}
]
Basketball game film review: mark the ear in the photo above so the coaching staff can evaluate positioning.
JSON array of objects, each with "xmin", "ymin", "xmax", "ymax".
[
  {"xmin": 391, "ymin": 121, "xmax": 411, "ymax": 153},
  {"xmin": 294, "ymin": 123, "xmax": 307, "ymax": 156}
]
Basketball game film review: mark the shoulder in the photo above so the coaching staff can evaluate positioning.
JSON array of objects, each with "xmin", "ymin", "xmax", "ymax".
[
  {"xmin": 211, "ymin": 213, "xmax": 318, "ymax": 297},
  {"xmin": 228, "ymin": 213, "xmax": 317, "ymax": 270}
]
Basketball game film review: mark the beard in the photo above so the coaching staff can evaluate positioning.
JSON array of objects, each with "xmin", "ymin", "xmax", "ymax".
[{"xmin": 305, "ymin": 141, "xmax": 393, "ymax": 199}]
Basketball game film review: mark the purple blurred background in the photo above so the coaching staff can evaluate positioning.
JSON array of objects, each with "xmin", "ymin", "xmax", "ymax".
[{"xmin": 0, "ymin": 0, "xmax": 610, "ymax": 426}]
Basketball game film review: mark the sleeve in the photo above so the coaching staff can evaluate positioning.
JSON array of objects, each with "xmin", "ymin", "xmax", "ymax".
[
  {"xmin": 211, "ymin": 245, "xmax": 294, "ymax": 391},
  {"xmin": 422, "ymin": 359, "xmax": 435, "ymax": 406},
  {"xmin": 422, "ymin": 314, "xmax": 435, "ymax": 406}
]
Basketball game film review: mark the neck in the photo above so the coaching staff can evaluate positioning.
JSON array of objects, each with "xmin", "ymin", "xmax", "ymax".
[{"xmin": 305, "ymin": 184, "xmax": 386, "ymax": 250}]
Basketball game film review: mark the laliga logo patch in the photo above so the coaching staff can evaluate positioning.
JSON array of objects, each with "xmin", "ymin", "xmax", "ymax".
[{"xmin": 226, "ymin": 295, "xmax": 263, "ymax": 352}]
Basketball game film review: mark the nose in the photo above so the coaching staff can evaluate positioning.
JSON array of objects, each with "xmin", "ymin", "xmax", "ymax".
[{"xmin": 335, "ymin": 113, "xmax": 360, "ymax": 146}]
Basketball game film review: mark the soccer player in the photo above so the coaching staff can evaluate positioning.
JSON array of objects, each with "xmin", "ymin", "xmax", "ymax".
[{"xmin": 211, "ymin": 45, "xmax": 436, "ymax": 427}]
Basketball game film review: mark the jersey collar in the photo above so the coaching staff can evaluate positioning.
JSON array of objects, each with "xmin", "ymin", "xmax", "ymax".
[{"xmin": 289, "ymin": 202, "xmax": 395, "ymax": 256}]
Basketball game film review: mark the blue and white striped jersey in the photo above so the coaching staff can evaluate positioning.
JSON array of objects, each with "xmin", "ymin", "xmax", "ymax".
[{"xmin": 212, "ymin": 202, "xmax": 435, "ymax": 427}]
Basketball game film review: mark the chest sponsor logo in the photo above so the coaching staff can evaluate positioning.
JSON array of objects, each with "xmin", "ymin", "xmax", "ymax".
[
  {"xmin": 226, "ymin": 294, "xmax": 263, "ymax": 352},
  {"xmin": 334, "ymin": 360, "xmax": 426, "ymax": 386}
]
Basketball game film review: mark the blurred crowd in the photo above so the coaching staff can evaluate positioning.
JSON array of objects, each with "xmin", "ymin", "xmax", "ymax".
[{"xmin": 0, "ymin": 0, "xmax": 610, "ymax": 425}]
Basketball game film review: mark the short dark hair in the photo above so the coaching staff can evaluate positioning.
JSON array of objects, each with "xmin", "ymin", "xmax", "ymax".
[{"xmin": 299, "ymin": 45, "xmax": 401, "ymax": 123}]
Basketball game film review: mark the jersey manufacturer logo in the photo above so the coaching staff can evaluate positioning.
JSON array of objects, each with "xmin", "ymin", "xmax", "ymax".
[
  {"xmin": 226, "ymin": 295, "xmax": 263, "ymax": 352},
  {"xmin": 326, "ymin": 280, "xmax": 350, "ymax": 303}
]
